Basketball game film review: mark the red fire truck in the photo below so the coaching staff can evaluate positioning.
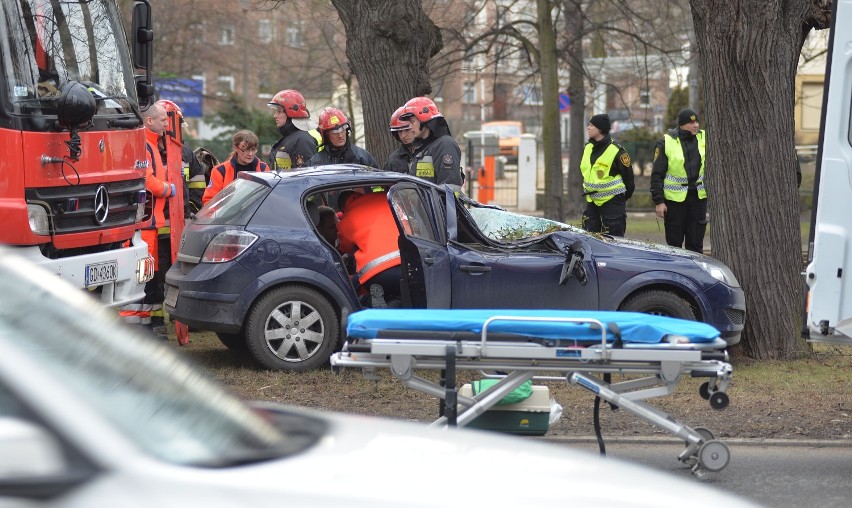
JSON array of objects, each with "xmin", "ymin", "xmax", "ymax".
[{"xmin": 0, "ymin": 0, "xmax": 157, "ymax": 307}]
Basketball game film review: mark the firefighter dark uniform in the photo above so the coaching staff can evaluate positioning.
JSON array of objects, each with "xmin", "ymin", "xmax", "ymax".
[
  {"xmin": 309, "ymin": 107, "xmax": 379, "ymax": 168},
  {"xmin": 400, "ymin": 97, "xmax": 463, "ymax": 192},
  {"xmin": 183, "ymin": 144, "xmax": 206, "ymax": 215},
  {"xmin": 202, "ymin": 155, "xmax": 270, "ymax": 205},
  {"xmin": 308, "ymin": 142, "xmax": 378, "ymax": 167},
  {"xmin": 580, "ymin": 134, "xmax": 634, "ymax": 237},
  {"xmin": 269, "ymin": 124, "xmax": 317, "ymax": 170},
  {"xmin": 384, "ymin": 144, "xmax": 416, "ymax": 173},
  {"xmin": 650, "ymin": 108, "xmax": 707, "ymax": 253},
  {"xmin": 266, "ymin": 89, "xmax": 318, "ymax": 170},
  {"xmin": 409, "ymin": 128, "xmax": 462, "ymax": 189}
]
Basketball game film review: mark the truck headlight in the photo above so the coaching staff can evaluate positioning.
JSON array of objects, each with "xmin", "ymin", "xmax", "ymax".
[
  {"xmin": 27, "ymin": 204, "xmax": 50, "ymax": 235},
  {"xmin": 693, "ymin": 259, "xmax": 740, "ymax": 287}
]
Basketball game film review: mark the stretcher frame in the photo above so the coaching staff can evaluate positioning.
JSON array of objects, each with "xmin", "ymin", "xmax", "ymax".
[{"xmin": 330, "ymin": 311, "xmax": 734, "ymax": 475}]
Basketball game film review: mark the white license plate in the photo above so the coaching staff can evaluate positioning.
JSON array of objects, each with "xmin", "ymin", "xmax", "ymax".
[
  {"xmin": 164, "ymin": 285, "xmax": 179, "ymax": 308},
  {"xmin": 85, "ymin": 260, "xmax": 118, "ymax": 288}
]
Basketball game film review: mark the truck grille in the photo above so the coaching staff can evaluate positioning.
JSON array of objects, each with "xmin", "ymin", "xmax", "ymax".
[{"xmin": 26, "ymin": 179, "xmax": 145, "ymax": 234}]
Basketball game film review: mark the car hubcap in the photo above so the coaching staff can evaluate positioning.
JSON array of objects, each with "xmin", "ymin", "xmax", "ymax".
[{"xmin": 264, "ymin": 300, "xmax": 324, "ymax": 362}]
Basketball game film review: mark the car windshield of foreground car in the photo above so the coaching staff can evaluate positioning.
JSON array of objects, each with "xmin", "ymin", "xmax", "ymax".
[
  {"xmin": 195, "ymin": 178, "xmax": 271, "ymax": 225},
  {"xmin": 0, "ymin": 256, "xmax": 296, "ymax": 467},
  {"xmin": 466, "ymin": 206, "xmax": 582, "ymax": 242}
]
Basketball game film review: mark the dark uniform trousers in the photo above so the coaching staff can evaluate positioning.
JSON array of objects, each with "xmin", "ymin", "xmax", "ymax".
[
  {"xmin": 664, "ymin": 189, "xmax": 707, "ymax": 253},
  {"xmin": 582, "ymin": 194, "xmax": 627, "ymax": 237}
]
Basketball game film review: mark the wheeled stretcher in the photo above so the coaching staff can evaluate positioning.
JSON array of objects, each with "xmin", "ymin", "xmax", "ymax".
[{"xmin": 330, "ymin": 308, "xmax": 734, "ymax": 475}]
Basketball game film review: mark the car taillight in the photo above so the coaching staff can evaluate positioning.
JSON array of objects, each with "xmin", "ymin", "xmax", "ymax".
[{"xmin": 202, "ymin": 230, "xmax": 258, "ymax": 263}]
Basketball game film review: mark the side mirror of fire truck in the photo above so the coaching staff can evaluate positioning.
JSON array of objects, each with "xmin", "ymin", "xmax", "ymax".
[{"xmin": 131, "ymin": 1, "xmax": 154, "ymax": 107}]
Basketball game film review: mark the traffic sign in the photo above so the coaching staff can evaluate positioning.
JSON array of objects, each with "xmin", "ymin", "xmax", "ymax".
[
  {"xmin": 559, "ymin": 93, "xmax": 571, "ymax": 113},
  {"xmin": 157, "ymin": 78, "xmax": 204, "ymax": 118}
]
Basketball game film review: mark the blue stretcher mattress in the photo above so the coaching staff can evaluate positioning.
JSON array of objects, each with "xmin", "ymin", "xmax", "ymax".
[{"xmin": 346, "ymin": 309, "xmax": 721, "ymax": 344}]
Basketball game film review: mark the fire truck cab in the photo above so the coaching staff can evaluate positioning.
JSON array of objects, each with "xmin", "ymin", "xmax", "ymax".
[{"xmin": 0, "ymin": 0, "xmax": 156, "ymax": 307}]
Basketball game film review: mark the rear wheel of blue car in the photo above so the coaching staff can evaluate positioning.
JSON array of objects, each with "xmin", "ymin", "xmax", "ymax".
[
  {"xmin": 245, "ymin": 285, "xmax": 339, "ymax": 371},
  {"xmin": 619, "ymin": 290, "xmax": 697, "ymax": 320}
]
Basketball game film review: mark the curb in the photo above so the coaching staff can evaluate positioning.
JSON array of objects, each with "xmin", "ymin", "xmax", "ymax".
[{"xmin": 537, "ymin": 435, "xmax": 852, "ymax": 447}]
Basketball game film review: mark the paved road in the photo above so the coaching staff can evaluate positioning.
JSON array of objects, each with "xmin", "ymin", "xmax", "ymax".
[{"xmin": 547, "ymin": 438, "xmax": 852, "ymax": 507}]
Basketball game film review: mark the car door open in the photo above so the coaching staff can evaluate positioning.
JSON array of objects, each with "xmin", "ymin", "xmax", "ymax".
[{"xmin": 388, "ymin": 184, "xmax": 451, "ymax": 308}]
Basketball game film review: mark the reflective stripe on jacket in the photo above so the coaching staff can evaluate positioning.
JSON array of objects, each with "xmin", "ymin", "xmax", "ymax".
[
  {"xmin": 336, "ymin": 191, "xmax": 401, "ymax": 284},
  {"xmin": 580, "ymin": 142, "xmax": 626, "ymax": 205},
  {"xmin": 663, "ymin": 130, "xmax": 706, "ymax": 202}
]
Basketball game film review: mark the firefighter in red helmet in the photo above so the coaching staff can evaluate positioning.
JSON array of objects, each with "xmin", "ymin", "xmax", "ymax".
[
  {"xmin": 399, "ymin": 96, "xmax": 463, "ymax": 192},
  {"xmin": 383, "ymin": 106, "xmax": 420, "ymax": 173},
  {"xmin": 308, "ymin": 107, "xmax": 378, "ymax": 168},
  {"xmin": 267, "ymin": 89, "xmax": 319, "ymax": 170}
]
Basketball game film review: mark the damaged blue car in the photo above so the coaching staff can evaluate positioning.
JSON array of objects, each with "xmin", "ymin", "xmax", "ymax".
[{"xmin": 165, "ymin": 166, "xmax": 745, "ymax": 371}]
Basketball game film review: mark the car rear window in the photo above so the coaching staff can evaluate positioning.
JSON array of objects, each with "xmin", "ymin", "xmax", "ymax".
[{"xmin": 194, "ymin": 178, "xmax": 271, "ymax": 226}]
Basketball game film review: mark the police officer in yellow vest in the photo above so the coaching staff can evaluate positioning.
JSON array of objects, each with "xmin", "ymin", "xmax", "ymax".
[
  {"xmin": 650, "ymin": 108, "xmax": 707, "ymax": 253},
  {"xmin": 580, "ymin": 114, "xmax": 634, "ymax": 237}
]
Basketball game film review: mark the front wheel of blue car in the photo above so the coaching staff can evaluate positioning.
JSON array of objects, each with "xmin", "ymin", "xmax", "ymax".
[
  {"xmin": 245, "ymin": 285, "xmax": 340, "ymax": 371},
  {"xmin": 619, "ymin": 290, "xmax": 697, "ymax": 321}
]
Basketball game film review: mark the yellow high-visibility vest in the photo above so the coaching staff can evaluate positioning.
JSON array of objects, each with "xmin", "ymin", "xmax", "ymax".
[
  {"xmin": 663, "ymin": 130, "xmax": 706, "ymax": 202},
  {"xmin": 580, "ymin": 143, "xmax": 626, "ymax": 205}
]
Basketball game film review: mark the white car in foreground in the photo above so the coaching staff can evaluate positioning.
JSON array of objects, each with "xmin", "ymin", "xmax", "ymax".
[{"xmin": 0, "ymin": 252, "xmax": 755, "ymax": 508}]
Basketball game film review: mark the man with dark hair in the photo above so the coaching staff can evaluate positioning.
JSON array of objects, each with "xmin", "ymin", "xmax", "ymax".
[
  {"xmin": 580, "ymin": 113, "xmax": 634, "ymax": 236},
  {"xmin": 650, "ymin": 108, "xmax": 707, "ymax": 253}
]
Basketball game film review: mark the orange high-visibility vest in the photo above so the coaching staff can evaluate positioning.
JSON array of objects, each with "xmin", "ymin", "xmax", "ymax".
[
  {"xmin": 202, "ymin": 157, "xmax": 270, "ymax": 205},
  {"xmin": 337, "ymin": 192, "xmax": 400, "ymax": 284}
]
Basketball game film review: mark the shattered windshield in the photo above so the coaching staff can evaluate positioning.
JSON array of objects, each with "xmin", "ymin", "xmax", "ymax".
[
  {"xmin": 467, "ymin": 207, "xmax": 580, "ymax": 242},
  {"xmin": 0, "ymin": 0, "xmax": 136, "ymax": 116}
]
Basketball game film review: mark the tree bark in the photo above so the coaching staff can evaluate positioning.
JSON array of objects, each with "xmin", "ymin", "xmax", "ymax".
[
  {"xmin": 564, "ymin": 0, "xmax": 585, "ymax": 221},
  {"xmin": 689, "ymin": 0, "xmax": 822, "ymax": 359},
  {"xmin": 538, "ymin": 0, "xmax": 564, "ymax": 220},
  {"xmin": 330, "ymin": 0, "xmax": 442, "ymax": 167}
]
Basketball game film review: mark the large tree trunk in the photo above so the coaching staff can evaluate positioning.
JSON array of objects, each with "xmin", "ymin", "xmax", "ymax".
[
  {"xmin": 564, "ymin": 0, "xmax": 585, "ymax": 221},
  {"xmin": 330, "ymin": 0, "xmax": 442, "ymax": 167},
  {"xmin": 538, "ymin": 0, "xmax": 564, "ymax": 220},
  {"xmin": 689, "ymin": 0, "xmax": 816, "ymax": 359}
]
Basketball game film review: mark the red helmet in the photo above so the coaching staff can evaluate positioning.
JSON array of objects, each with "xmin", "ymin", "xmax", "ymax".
[
  {"xmin": 400, "ymin": 96, "xmax": 442, "ymax": 122},
  {"xmin": 267, "ymin": 89, "xmax": 310, "ymax": 119},
  {"xmin": 317, "ymin": 107, "xmax": 350, "ymax": 135},
  {"xmin": 389, "ymin": 106, "xmax": 408, "ymax": 131},
  {"xmin": 157, "ymin": 99, "xmax": 183, "ymax": 117}
]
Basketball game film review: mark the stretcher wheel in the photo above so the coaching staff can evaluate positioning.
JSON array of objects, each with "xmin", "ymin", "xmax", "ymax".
[
  {"xmin": 699, "ymin": 381, "xmax": 712, "ymax": 400},
  {"xmin": 693, "ymin": 426, "xmax": 715, "ymax": 442},
  {"xmin": 698, "ymin": 440, "xmax": 730, "ymax": 472},
  {"xmin": 709, "ymin": 391, "xmax": 729, "ymax": 410}
]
